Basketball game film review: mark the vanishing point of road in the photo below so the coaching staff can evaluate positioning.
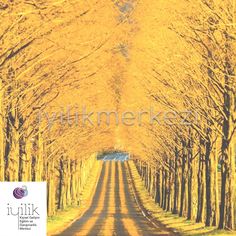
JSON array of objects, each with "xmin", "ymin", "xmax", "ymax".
[{"xmin": 57, "ymin": 161, "xmax": 174, "ymax": 236}]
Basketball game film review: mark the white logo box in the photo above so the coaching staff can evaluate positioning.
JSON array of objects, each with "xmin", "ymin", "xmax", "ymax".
[{"xmin": 0, "ymin": 182, "xmax": 47, "ymax": 236}]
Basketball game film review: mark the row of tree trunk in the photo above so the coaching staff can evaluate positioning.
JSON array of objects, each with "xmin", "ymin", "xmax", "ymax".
[
  {"xmin": 0, "ymin": 107, "xmax": 97, "ymax": 217},
  {"xmin": 134, "ymin": 133, "xmax": 235, "ymax": 230},
  {"xmin": 48, "ymin": 154, "xmax": 97, "ymax": 216}
]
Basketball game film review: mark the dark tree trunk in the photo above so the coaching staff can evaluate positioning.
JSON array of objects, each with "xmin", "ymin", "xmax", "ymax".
[
  {"xmin": 187, "ymin": 139, "xmax": 193, "ymax": 220},
  {"xmin": 155, "ymin": 170, "xmax": 161, "ymax": 204},
  {"xmin": 179, "ymin": 143, "xmax": 186, "ymax": 217},
  {"xmin": 205, "ymin": 132, "xmax": 212, "ymax": 226},
  {"xmin": 173, "ymin": 146, "xmax": 179, "ymax": 214},
  {"xmin": 167, "ymin": 159, "xmax": 172, "ymax": 212}
]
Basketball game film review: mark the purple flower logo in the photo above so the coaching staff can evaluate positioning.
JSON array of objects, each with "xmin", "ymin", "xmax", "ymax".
[{"xmin": 13, "ymin": 186, "xmax": 28, "ymax": 199}]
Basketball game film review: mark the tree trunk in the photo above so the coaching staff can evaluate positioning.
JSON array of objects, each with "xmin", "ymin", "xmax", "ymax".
[
  {"xmin": 20, "ymin": 137, "xmax": 32, "ymax": 181},
  {"xmin": 196, "ymin": 137, "xmax": 205, "ymax": 222},
  {"xmin": 47, "ymin": 158, "xmax": 55, "ymax": 216},
  {"xmin": 187, "ymin": 142, "xmax": 193, "ymax": 220},
  {"xmin": 179, "ymin": 141, "xmax": 187, "ymax": 217},
  {"xmin": 173, "ymin": 146, "xmax": 179, "ymax": 214},
  {"xmin": 5, "ymin": 107, "xmax": 20, "ymax": 181},
  {"xmin": 0, "ymin": 79, "xmax": 4, "ymax": 181},
  {"xmin": 219, "ymin": 55, "xmax": 235, "ymax": 229},
  {"xmin": 167, "ymin": 159, "xmax": 172, "ymax": 212},
  {"xmin": 205, "ymin": 131, "xmax": 212, "ymax": 226},
  {"xmin": 58, "ymin": 157, "xmax": 67, "ymax": 210},
  {"xmin": 155, "ymin": 170, "xmax": 161, "ymax": 204}
]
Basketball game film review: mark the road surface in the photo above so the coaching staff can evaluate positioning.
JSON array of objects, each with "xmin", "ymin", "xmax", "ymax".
[{"xmin": 57, "ymin": 161, "xmax": 173, "ymax": 236}]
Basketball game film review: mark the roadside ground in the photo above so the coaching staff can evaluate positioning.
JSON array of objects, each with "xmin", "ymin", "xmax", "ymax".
[
  {"xmin": 47, "ymin": 161, "xmax": 102, "ymax": 236},
  {"xmin": 127, "ymin": 160, "xmax": 236, "ymax": 236}
]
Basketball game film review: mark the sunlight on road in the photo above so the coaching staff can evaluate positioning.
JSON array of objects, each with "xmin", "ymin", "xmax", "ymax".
[
  {"xmin": 74, "ymin": 163, "xmax": 110, "ymax": 235},
  {"xmin": 58, "ymin": 155, "xmax": 173, "ymax": 236}
]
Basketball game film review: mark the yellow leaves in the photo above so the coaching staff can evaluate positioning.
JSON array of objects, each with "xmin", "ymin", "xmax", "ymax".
[{"xmin": 2, "ymin": 0, "xmax": 234, "ymax": 166}]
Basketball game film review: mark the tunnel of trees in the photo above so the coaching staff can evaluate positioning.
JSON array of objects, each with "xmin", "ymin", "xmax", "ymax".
[{"xmin": 0, "ymin": 0, "xmax": 235, "ymax": 231}]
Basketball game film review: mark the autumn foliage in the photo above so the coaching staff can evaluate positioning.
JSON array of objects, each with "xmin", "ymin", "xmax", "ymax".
[{"xmin": 0, "ymin": 0, "xmax": 235, "ymax": 231}]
